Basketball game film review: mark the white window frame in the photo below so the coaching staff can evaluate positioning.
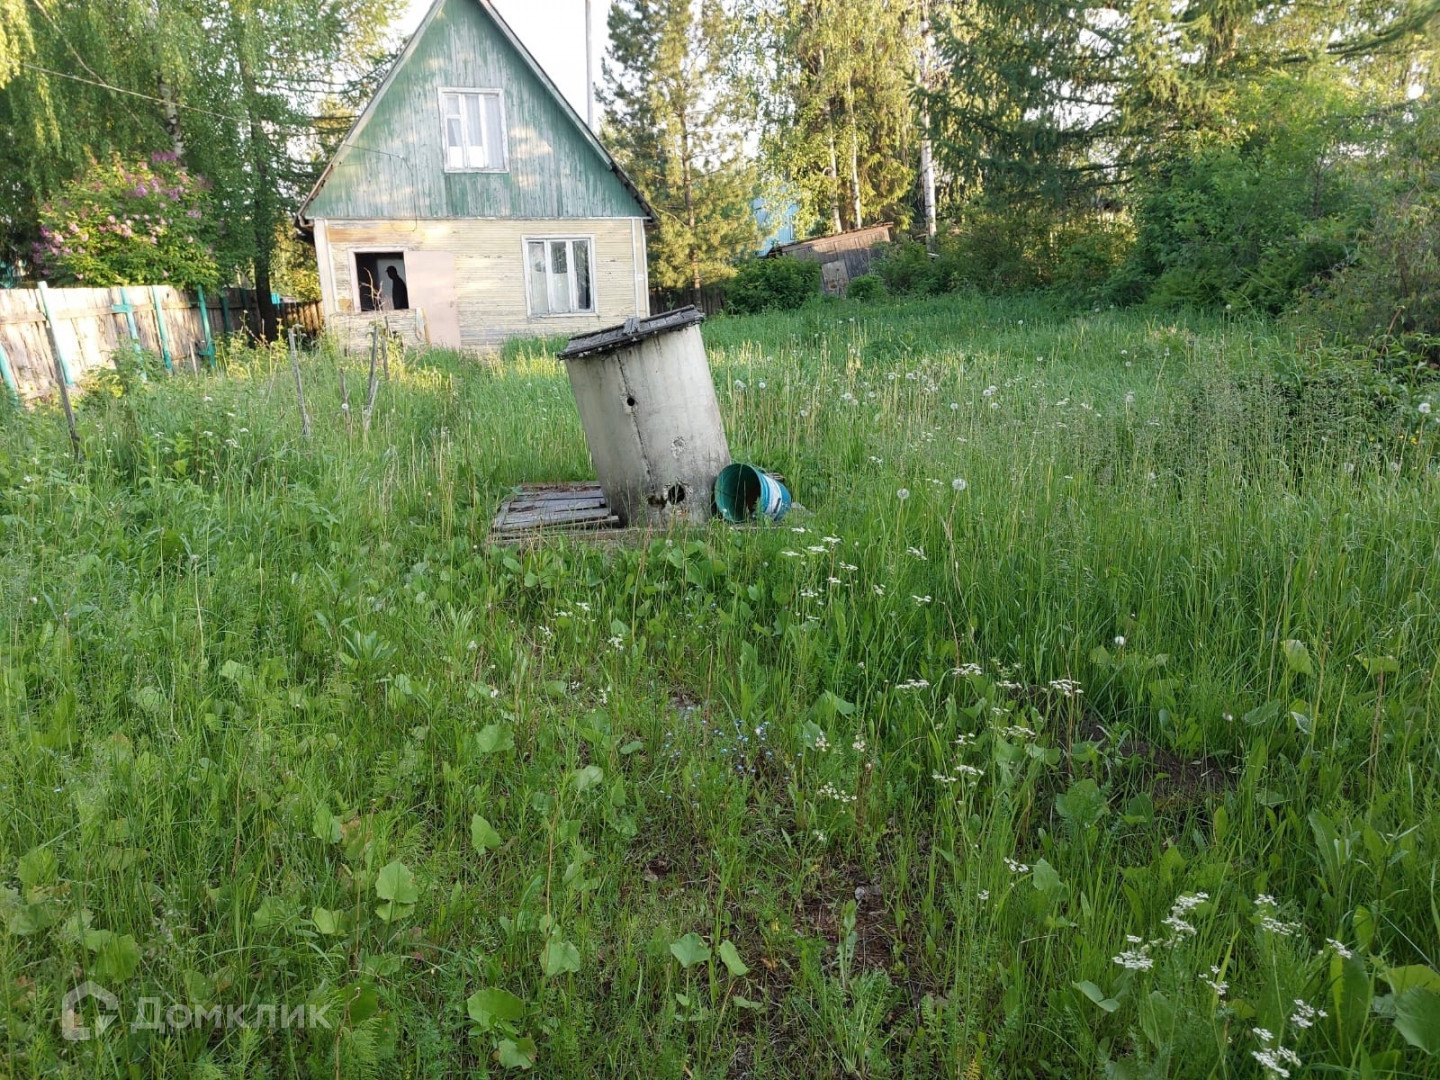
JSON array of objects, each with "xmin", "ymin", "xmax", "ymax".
[
  {"xmin": 522, "ymin": 235, "xmax": 598, "ymax": 318},
  {"xmin": 437, "ymin": 87, "xmax": 508, "ymax": 173},
  {"xmin": 348, "ymin": 248, "xmax": 409, "ymax": 312}
]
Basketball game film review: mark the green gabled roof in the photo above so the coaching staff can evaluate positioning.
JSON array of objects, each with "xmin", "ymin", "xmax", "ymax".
[{"xmin": 299, "ymin": 0, "xmax": 651, "ymax": 222}]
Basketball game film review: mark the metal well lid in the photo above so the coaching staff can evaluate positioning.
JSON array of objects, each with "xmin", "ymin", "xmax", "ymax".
[{"xmin": 557, "ymin": 306, "xmax": 705, "ymax": 360}]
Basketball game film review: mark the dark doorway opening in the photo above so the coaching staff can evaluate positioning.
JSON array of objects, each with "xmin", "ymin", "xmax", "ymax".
[{"xmin": 356, "ymin": 252, "xmax": 408, "ymax": 311}]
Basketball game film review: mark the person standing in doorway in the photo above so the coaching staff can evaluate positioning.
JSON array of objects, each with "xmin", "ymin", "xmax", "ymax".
[{"xmin": 386, "ymin": 264, "xmax": 409, "ymax": 310}]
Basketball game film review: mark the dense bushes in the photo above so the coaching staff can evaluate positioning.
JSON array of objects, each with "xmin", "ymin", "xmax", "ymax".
[
  {"xmin": 725, "ymin": 254, "xmax": 821, "ymax": 313},
  {"xmin": 36, "ymin": 152, "xmax": 218, "ymax": 287},
  {"xmin": 872, "ymin": 213, "xmax": 1131, "ymax": 300}
]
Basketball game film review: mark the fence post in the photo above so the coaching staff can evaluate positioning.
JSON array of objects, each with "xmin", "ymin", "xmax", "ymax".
[
  {"xmin": 149, "ymin": 285, "xmax": 174, "ymax": 373},
  {"xmin": 112, "ymin": 287, "xmax": 149, "ymax": 381},
  {"xmin": 35, "ymin": 281, "xmax": 75, "ymax": 386},
  {"xmin": 196, "ymin": 286, "xmax": 216, "ymax": 368},
  {"xmin": 36, "ymin": 289, "xmax": 81, "ymax": 457},
  {"xmin": 287, "ymin": 325, "xmax": 312, "ymax": 440},
  {"xmin": 0, "ymin": 341, "xmax": 19, "ymax": 404}
]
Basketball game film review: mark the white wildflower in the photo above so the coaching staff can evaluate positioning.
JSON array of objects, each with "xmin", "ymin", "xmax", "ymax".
[
  {"xmin": 1326, "ymin": 938, "xmax": 1354, "ymax": 959},
  {"xmin": 952, "ymin": 663, "xmax": 983, "ymax": 677},
  {"xmin": 952, "ymin": 477, "xmax": 968, "ymax": 491},
  {"xmin": 1113, "ymin": 948, "xmax": 1154, "ymax": 972},
  {"xmin": 896, "ymin": 487, "xmax": 910, "ymax": 500},
  {"xmin": 1114, "ymin": 635, "xmax": 1126, "ymax": 647},
  {"xmin": 1289, "ymin": 999, "xmax": 1325, "ymax": 1029},
  {"xmin": 1005, "ymin": 857, "xmax": 1029, "ymax": 874}
]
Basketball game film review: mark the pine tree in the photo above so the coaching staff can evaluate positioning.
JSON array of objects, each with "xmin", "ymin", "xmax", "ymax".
[{"xmin": 600, "ymin": 0, "xmax": 759, "ymax": 300}]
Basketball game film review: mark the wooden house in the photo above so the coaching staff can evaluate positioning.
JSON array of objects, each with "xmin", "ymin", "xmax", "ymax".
[{"xmin": 297, "ymin": 0, "xmax": 653, "ymax": 351}]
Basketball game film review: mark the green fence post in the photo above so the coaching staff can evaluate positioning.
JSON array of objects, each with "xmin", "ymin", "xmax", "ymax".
[
  {"xmin": 0, "ymin": 341, "xmax": 19, "ymax": 404},
  {"xmin": 35, "ymin": 281, "xmax": 75, "ymax": 386},
  {"xmin": 111, "ymin": 287, "xmax": 147, "ymax": 381},
  {"xmin": 116, "ymin": 286, "xmax": 141, "ymax": 344},
  {"xmin": 196, "ymin": 286, "xmax": 216, "ymax": 369},
  {"xmin": 149, "ymin": 285, "xmax": 174, "ymax": 373}
]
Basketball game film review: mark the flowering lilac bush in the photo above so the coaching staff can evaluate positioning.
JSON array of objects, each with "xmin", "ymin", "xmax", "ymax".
[{"xmin": 36, "ymin": 153, "xmax": 218, "ymax": 287}]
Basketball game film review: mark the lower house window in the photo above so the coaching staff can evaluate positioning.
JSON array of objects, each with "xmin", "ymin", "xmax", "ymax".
[
  {"xmin": 355, "ymin": 252, "xmax": 409, "ymax": 311},
  {"xmin": 526, "ymin": 238, "xmax": 593, "ymax": 316}
]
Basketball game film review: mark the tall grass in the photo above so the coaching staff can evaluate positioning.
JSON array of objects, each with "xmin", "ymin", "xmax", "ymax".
[{"xmin": 1, "ymin": 294, "xmax": 1437, "ymax": 1078}]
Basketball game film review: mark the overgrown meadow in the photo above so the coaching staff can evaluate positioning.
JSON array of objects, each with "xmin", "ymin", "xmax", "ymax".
[{"xmin": 2, "ymin": 294, "xmax": 1438, "ymax": 1079}]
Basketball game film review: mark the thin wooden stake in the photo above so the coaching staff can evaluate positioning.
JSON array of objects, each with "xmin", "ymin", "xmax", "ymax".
[
  {"xmin": 188, "ymin": 343, "xmax": 199, "ymax": 375},
  {"xmin": 339, "ymin": 368, "xmax": 352, "ymax": 437},
  {"xmin": 362, "ymin": 322, "xmax": 380, "ymax": 438},
  {"xmin": 39, "ymin": 306, "xmax": 82, "ymax": 459},
  {"xmin": 288, "ymin": 325, "xmax": 312, "ymax": 440}
]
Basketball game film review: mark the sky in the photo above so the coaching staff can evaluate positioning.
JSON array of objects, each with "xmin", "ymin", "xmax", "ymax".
[{"xmin": 398, "ymin": 0, "xmax": 614, "ymax": 125}]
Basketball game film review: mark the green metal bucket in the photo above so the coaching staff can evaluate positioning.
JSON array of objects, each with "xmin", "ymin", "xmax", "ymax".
[{"xmin": 714, "ymin": 463, "xmax": 791, "ymax": 523}]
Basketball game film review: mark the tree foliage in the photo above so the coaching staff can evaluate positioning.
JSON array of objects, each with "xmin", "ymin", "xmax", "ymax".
[
  {"xmin": 601, "ymin": 0, "xmax": 759, "ymax": 296},
  {"xmin": 742, "ymin": 0, "xmax": 923, "ymax": 236},
  {"xmin": 0, "ymin": 0, "xmax": 397, "ymax": 332}
]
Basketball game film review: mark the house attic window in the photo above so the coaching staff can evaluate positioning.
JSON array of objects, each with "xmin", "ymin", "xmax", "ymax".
[{"xmin": 441, "ymin": 89, "xmax": 507, "ymax": 171}]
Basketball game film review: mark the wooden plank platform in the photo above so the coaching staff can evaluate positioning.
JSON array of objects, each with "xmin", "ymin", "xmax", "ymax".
[{"xmin": 490, "ymin": 482, "xmax": 622, "ymax": 536}]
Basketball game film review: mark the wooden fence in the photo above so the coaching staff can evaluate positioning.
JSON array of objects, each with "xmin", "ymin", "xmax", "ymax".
[{"xmin": 0, "ymin": 284, "xmax": 323, "ymax": 402}]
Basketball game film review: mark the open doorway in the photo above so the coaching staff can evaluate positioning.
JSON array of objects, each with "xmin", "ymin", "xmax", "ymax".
[{"xmin": 355, "ymin": 252, "xmax": 408, "ymax": 311}]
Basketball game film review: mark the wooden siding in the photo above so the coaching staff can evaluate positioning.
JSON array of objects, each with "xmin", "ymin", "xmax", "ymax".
[
  {"xmin": 317, "ymin": 217, "xmax": 647, "ymax": 349},
  {"xmin": 306, "ymin": 0, "xmax": 643, "ymax": 222},
  {"xmin": 777, "ymin": 223, "xmax": 893, "ymax": 295}
]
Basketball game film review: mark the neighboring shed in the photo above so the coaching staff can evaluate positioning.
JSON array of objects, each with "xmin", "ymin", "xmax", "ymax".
[
  {"xmin": 775, "ymin": 223, "xmax": 893, "ymax": 296},
  {"xmin": 297, "ymin": 0, "xmax": 653, "ymax": 351}
]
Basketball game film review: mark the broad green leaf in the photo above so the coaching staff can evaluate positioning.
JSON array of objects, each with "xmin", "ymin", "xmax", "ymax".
[
  {"xmin": 1354, "ymin": 905, "xmax": 1375, "ymax": 951},
  {"xmin": 468, "ymin": 987, "xmax": 525, "ymax": 1027},
  {"xmin": 312, "ymin": 906, "xmax": 345, "ymax": 936},
  {"xmin": 497, "ymin": 1036, "xmax": 538, "ymax": 1069},
  {"xmin": 570, "ymin": 765, "xmax": 604, "ymax": 792},
  {"xmin": 1074, "ymin": 980, "xmax": 1120, "ymax": 1012},
  {"xmin": 1386, "ymin": 966, "xmax": 1440, "ymax": 996},
  {"xmin": 1032, "ymin": 858, "xmax": 1065, "ymax": 897},
  {"xmin": 732, "ymin": 994, "xmax": 765, "ymax": 1010},
  {"xmin": 312, "ymin": 802, "xmax": 341, "ymax": 844},
  {"xmin": 1054, "ymin": 778, "xmax": 1108, "ymax": 828},
  {"xmin": 1357, "ymin": 655, "xmax": 1400, "ymax": 677},
  {"xmin": 669, "ymin": 932, "xmax": 711, "ymax": 969},
  {"xmin": 717, "ymin": 939, "xmax": 749, "ymax": 977},
  {"xmin": 375, "ymin": 861, "xmax": 418, "ymax": 905},
  {"xmin": 1281, "ymin": 639, "xmax": 1315, "ymax": 676},
  {"xmin": 540, "ymin": 936, "xmax": 581, "ymax": 976},
  {"xmin": 94, "ymin": 933, "xmax": 141, "ymax": 983},
  {"xmin": 471, "ymin": 815, "xmax": 502, "ymax": 853},
  {"xmin": 1394, "ymin": 989, "xmax": 1440, "ymax": 1055},
  {"xmin": 17, "ymin": 847, "xmax": 57, "ymax": 888},
  {"xmin": 476, "ymin": 724, "xmax": 515, "ymax": 754},
  {"xmin": 219, "ymin": 659, "xmax": 249, "ymax": 683}
]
